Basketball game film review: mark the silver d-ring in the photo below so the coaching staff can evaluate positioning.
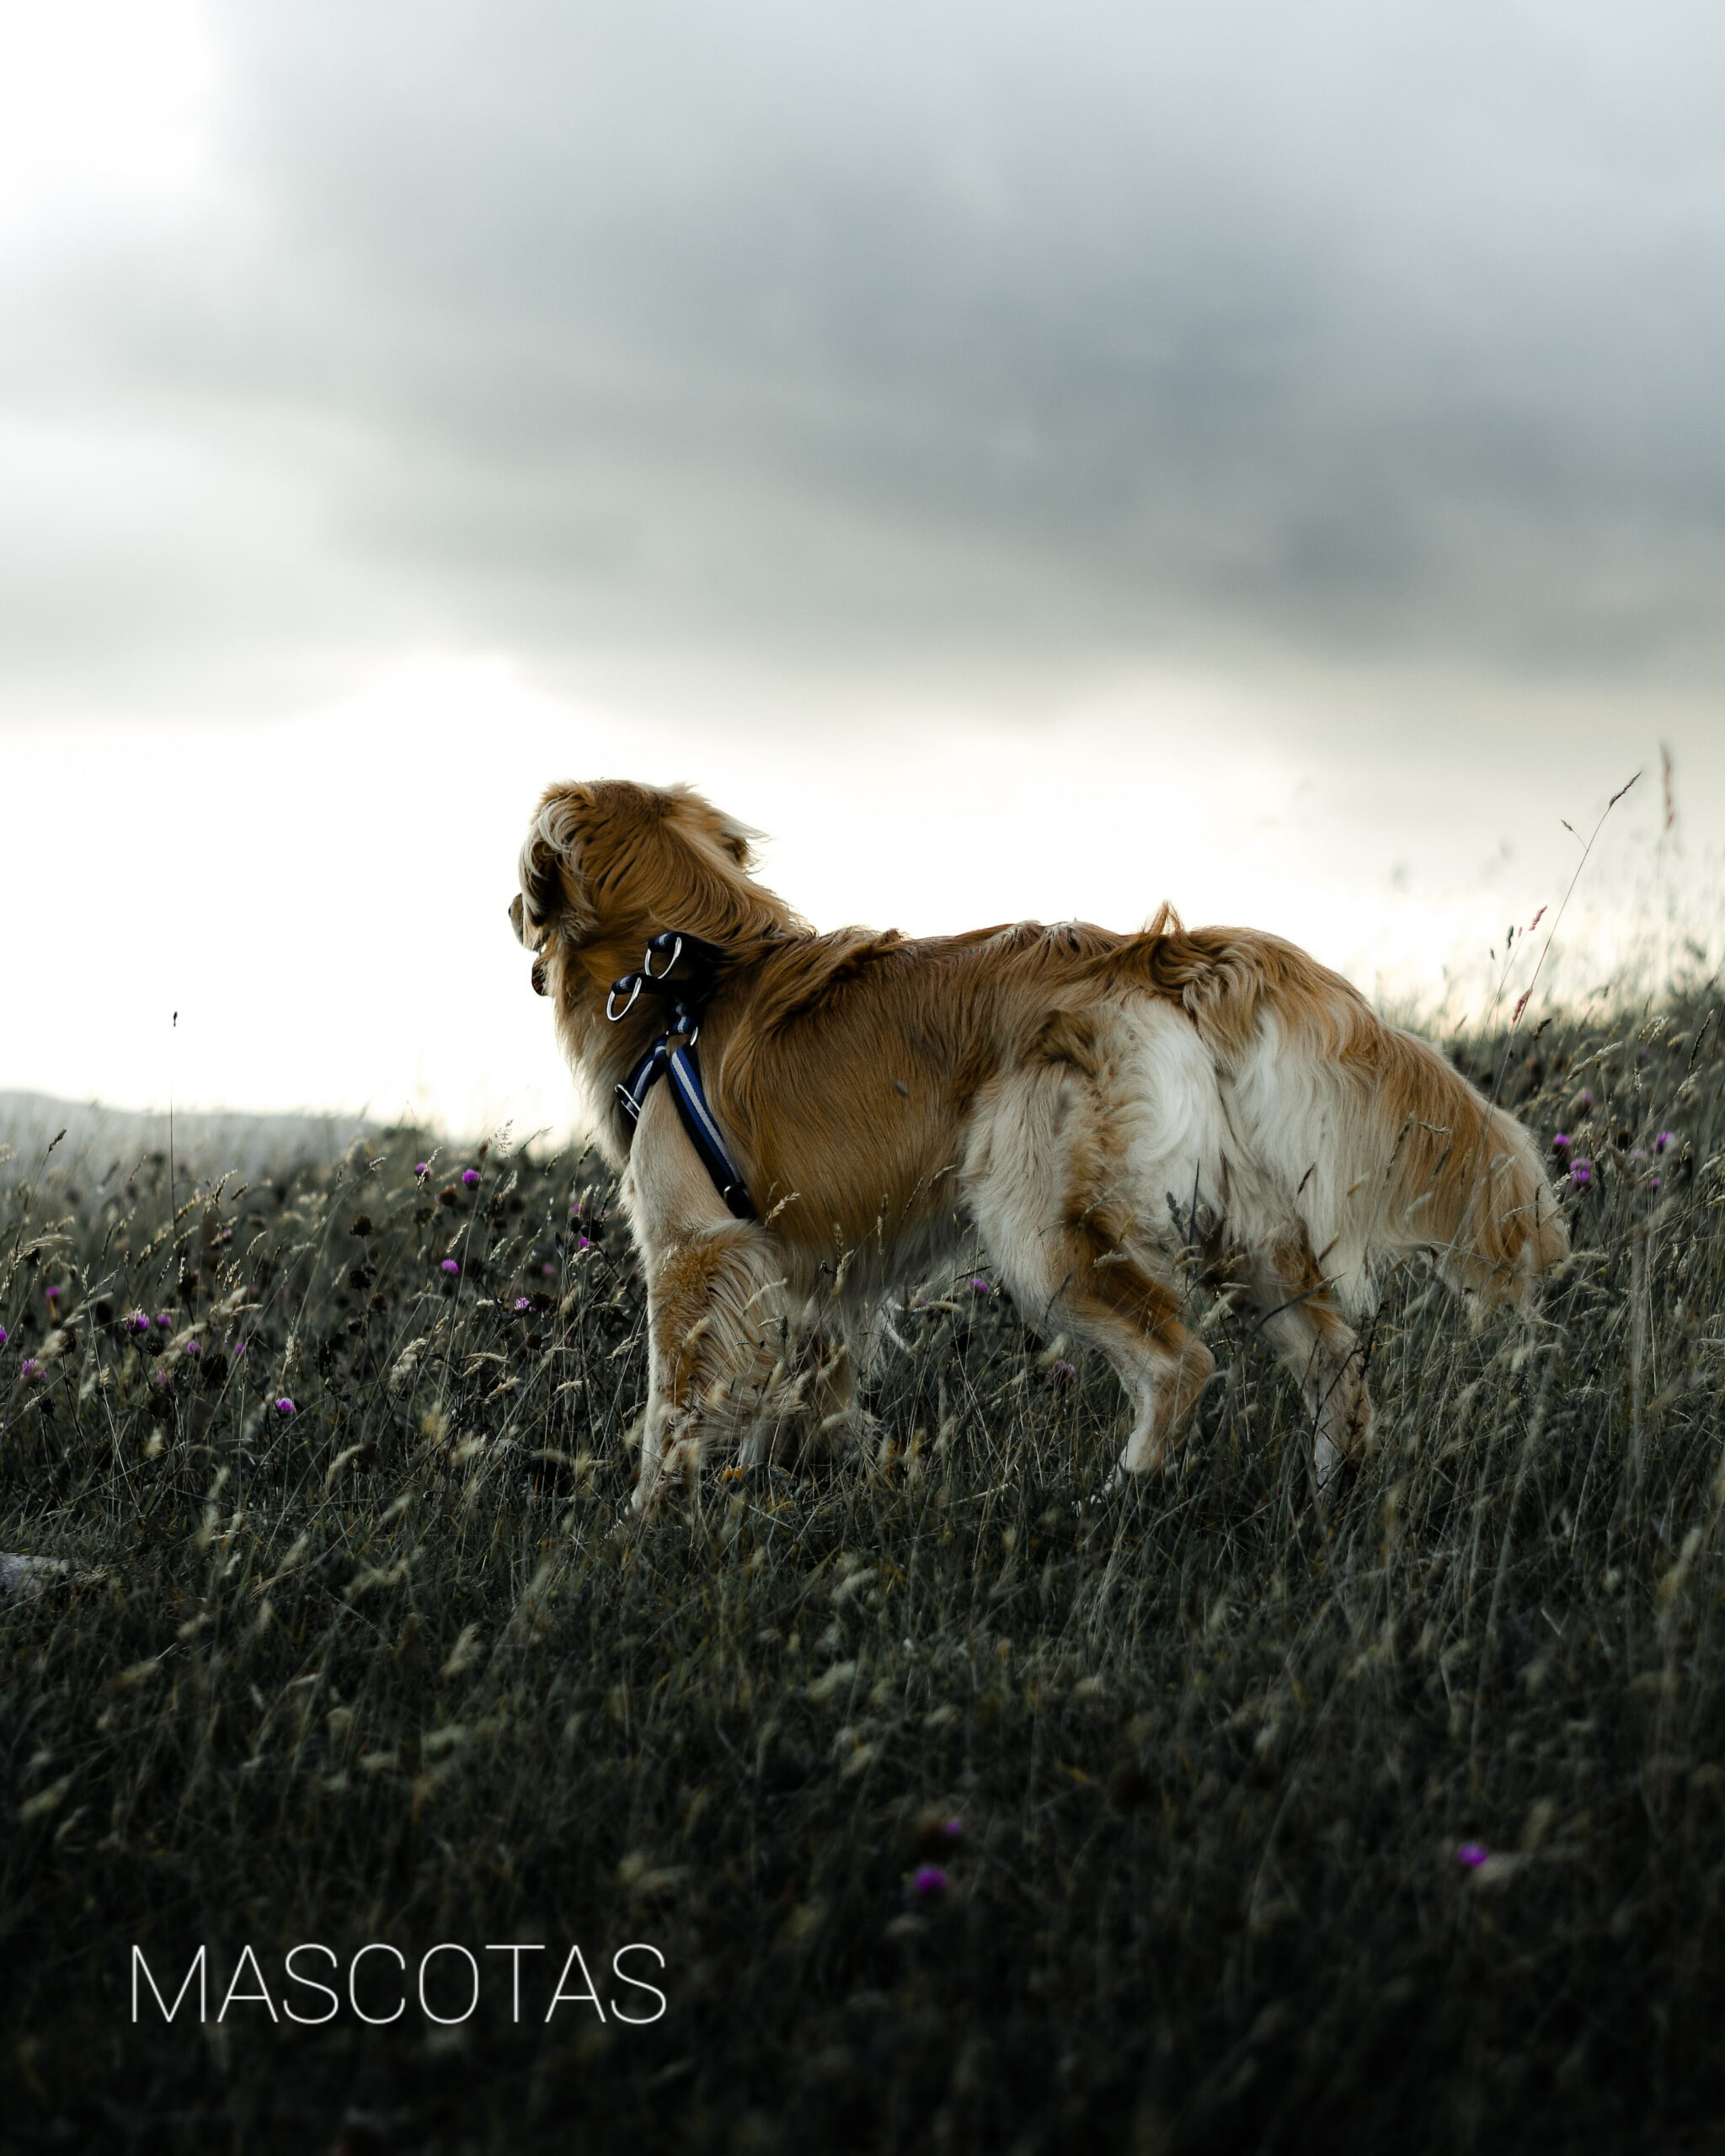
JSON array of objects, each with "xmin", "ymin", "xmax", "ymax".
[
  {"xmin": 644, "ymin": 933, "xmax": 683, "ymax": 981},
  {"xmin": 606, "ymin": 976, "xmax": 643, "ymax": 1022}
]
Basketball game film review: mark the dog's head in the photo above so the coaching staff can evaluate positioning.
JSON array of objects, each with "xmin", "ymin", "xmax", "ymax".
[{"xmin": 510, "ymin": 780, "xmax": 793, "ymax": 995}]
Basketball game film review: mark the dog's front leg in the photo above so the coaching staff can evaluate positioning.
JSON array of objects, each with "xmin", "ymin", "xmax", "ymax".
[
  {"xmin": 632, "ymin": 1225, "xmax": 789, "ymax": 1515},
  {"xmin": 622, "ymin": 1082, "xmax": 791, "ymax": 1515}
]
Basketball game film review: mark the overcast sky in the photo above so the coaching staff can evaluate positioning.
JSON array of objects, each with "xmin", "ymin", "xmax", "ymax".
[{"xmin": 3, "ymin": 1, "xmax": 1722, "ymax": 1128}]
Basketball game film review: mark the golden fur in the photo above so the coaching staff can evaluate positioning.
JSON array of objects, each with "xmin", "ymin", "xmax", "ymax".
[{"xmin": 511, "ymin": 780, "xmax": 1569, "ymax": 1512}]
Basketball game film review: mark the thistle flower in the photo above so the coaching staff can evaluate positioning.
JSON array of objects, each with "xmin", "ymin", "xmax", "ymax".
[
  {"xmin": 44, "ymin": 1285, "xmax": 60, "ymax": 1303},
  {"xmin": 1551, "ymin": 1133, "xmax": 1572, "ymax": 1155},
  {"xmin": 1049, "ymin": 1360, "xmax": 1077, "ymax": 1385},
  {"xmin": 414, "ymin": 1163, "xmax": 430, "ymax": 1180},
  {"xmin": 184, "ymin": 1339, "xmax": 202, "ymax": 1358},
  {"xmin": 969, "ymin": 1277, "xmax": 992, "ymax": 1297},
  {"xmin": 0, "ymin": 1326, "xmax": 8, "ymax": 1348},
  {"xmin": 575, "ymin": 1236, "xmax": 591, "ymax": 1252},
  {"xmin": 19, "ymin": 1358, "xmax": 43, "ymax": 1383},
  {"xmin": 274, "ymin": 1396, "xmax": 296, "ymax": 1417},
  {"xmin": 1569, "ymin": 1160, "xmax": 1594, "ymax": 1187},
  {"xmin": 127, "ymin": 1310, "xmax": 151, "ymax": 1335},
  {"xmin": 1455, "ymin": 1842, "xmax": 1488, "ymax": 1869},
  {"xmin": 1655, "ymin": 1130, "xmax": 1675, "ymax": 1153},
  {"xmin": 514, "ymin": 1297, "xmax": 531, "ymax": 1311},
  {"xmin": 462, "ymin": 1167, "xmax": 481, "ymax": 1188},
  {"xmin": 911, "ymin": 1865, "xmax": 948, "ymax": 1896},
  {"xmin": 441, "ymin": 1258, "xmax": 461, "ymax": 1275},
  {"xmin": 155, "ymin": 1313, "xmax": 174, "ymax": 1330}
]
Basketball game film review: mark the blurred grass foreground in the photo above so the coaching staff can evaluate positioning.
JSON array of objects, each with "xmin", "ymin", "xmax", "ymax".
[{"xmin": 4, "ymin": 995, "xmax": 1725, "ymax": 2156}]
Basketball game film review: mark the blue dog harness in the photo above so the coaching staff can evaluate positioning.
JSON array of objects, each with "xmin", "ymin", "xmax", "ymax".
[{"xmin": 608, "ymin": 931, "xmax": 756, "ymax": 1221}]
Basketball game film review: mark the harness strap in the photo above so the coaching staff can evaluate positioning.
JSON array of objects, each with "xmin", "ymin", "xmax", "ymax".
[{"xmin": 611, "ymin": 937, "xmax": 756, "ymax": 1221}]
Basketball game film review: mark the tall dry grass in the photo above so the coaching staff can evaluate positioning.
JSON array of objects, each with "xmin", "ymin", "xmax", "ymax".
[{"xmin": 3, "ymin": 993, "xmax": 1723, "ymax": 2153}]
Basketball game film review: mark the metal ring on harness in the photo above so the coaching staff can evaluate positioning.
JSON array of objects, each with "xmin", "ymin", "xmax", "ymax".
[
  {"xmin": 643, "ymin": 931, "xmax": 684, "ymax": 980},
  {"xmin": 606, "ymin": 975, "xmax": 643, "ymax": 1022}
]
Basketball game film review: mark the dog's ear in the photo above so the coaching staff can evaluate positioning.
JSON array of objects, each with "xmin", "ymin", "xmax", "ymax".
[
  {"xmin": 669, "ymin": 786, "xmax": 762, "ymax": 872},
  {"xmin": 515, "ymin": 786, "xmax": 591, "ymax": 945},
  {"xmin": 713, "ymin": 813, "xmax": 759, "ymax": 869}
]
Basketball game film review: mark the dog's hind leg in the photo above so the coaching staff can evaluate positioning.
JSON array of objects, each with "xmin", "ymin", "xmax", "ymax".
[
  {"xmin": 1235, "ymin": 1231, "xmax": 1374, "ymax": 1498},
  {"xmin": 1033, "ymin": 1235, "xmax": 1214, "ymax": 1490},
  {"xmin": 966, "ymin": 1073, "xmax": 1214, "ymax": 1491}
]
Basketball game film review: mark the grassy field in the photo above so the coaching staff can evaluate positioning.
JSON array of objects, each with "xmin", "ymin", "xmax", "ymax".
[{"xmin": 4, "ymin": 995, "xmax": 1725, "ymax": 2153}]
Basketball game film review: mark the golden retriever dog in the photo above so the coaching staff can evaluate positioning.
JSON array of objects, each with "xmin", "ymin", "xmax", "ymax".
[{"xmin": 511, "ymin": 779, "xmax": 1568, "ymax": 1514}]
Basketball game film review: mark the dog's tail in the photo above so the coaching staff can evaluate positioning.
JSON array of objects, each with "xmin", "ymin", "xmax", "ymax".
[
  {"xmin": 1131, "ymin": 908, "xmax": 1569, "ymax": 1310},
  {"xmin": 1347, "ymin": 1017, "xmax": 1571, "ymax": 1305}
]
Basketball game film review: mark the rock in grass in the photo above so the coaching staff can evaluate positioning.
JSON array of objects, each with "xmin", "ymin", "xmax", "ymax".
[{"xmin": 0, "ymin": 1553, "xmax": 103, "ymax": 1604}]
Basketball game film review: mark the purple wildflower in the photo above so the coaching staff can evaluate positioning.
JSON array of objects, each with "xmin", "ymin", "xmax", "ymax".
[
  {"xmin": 274, "ymin": 1396, "xmax": 296, "ymax": 1417},
  {"xmin": 1655, "ymin": 1131, "xmax": 1675, "ymax": 1154},
  {"xmin": 155, "ymin": 1313, "xmax": 174, "ymax": 1330},
  {"xmin": 1551, "ymin": 1133, "xmax": 1572, "ymax": 1155},
  {"xmin": 127, "ymin": 1310, "xmax": 151, "ymax": 1335},
  {"xmin": 232, "ymin": 1339, "xmax": 247, "ymax": 1358},
  {"xmin": 911, "ymin": 1865, "xmax": 949, "ymax": 1896},
  {"xmin": 441, "ymin": 1258, "xmax": 461, "ymax": 1275},
  {"xmin": 414, "ymin": 1163, "xmax": 430, "ymax": 1180},
  {"xmin": 1569, "ymin": 1160, "xmax": 1594, "ymax": 1188},
  {"xmin": 0, "ymin": 1325, "xmax": 8, "ymax": 1348},
  {"xmin": 942, "ymin": 1817, "xmax": 963, "ymax": 1839},
  {"xmin": 514, "ymin": 1296, "xmax": 531, "ymax": 1310},
  {"xmin": 462, "ymin": 1167, "xmax": 481, "ymax": 1188},
  {"xmin": 969, "ymin": 1276, "xmax": 992, "ymax": 1297},
  {"xmin": 45, "ymin": 1285, "xmax": 59, "ymax": 1302},
  {"xmin": 19, "ymin": 1358, "xmax": 43, "ymax": 1383},
  {"xmin": 1578, "ymin": 1088, "xmax": 1595, "ymax": 1109},
  {"xmin": 1049, "ymin": 1359, "xmax": 1077, "ymax": 1385},
  {"xmin": 575, "ymin": 1235, "xmax": 591, "ymax": 1252},
  {"xmin": 1455, "ymin": 1842, "xmax": 1488, "ymax": 1870},
  {"xmin": 542, "ymin": 1261, "xmax": 557, "ymax": 1275},
  {"xmin": 184, "ymin": 1339, "xmax": 202, "ymax": 1358},
  {"xmin": 1651, "ymin": 1175, "xmax": 1663, "ymax": 1190}
]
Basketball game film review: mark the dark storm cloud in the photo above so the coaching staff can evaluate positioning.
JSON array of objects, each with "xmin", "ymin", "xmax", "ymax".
[{"xmin": 7, "ymin": 0, "xmax": 1725, "ymax": 714}]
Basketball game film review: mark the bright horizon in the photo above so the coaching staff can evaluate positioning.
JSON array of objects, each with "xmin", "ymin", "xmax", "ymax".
[{"xmin": 4, "ymin": 654, "xmax": 1709, "ymax": 1139}]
